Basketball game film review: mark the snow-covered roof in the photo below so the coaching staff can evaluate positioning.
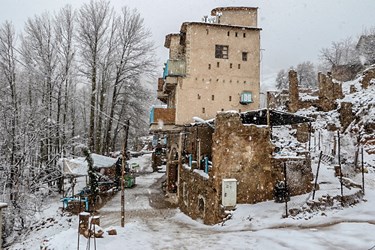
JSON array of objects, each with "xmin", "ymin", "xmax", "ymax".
[{"xmin": 61, "ymin": 153, "xmax": 118, "ymax": 176}]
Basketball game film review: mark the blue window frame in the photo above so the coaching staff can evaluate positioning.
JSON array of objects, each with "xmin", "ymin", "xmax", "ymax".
[{"xmin": 240, "ymin": 91, "xmax": 253, "ymax": 104}]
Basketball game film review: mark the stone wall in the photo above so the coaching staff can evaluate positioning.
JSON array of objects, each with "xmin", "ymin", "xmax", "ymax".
[
  {"xmin": 288, "ymin": 70, "xmax": 299, "ymax": 113},
  {"xmin": 361, "ymin": 67, "xmax": 375, "ymax": 89},
  {"xmin": 176, "ymin": 112, "xmax": 314, "ymax": 225},
  {"xmin": 211, "ymin": 112, "xmax": 276, "ymax": 204},
  {"xmin": 318, "ymin": 72, "xmax": 344, "ymax": 111},
  {"xmin": 331, "ymin": 64, "xmax": 362, "ymax": 82},
  {"xmin": 339, "ymin": 102, "xmax": 354, "ymax": 131},
  {"xmin": 272, "ymin": 157, "xmax": 313, "ymax": 196},
  {"xmin": 178, "ymin": 166, "xmax": 219, "ymax": 224},
  {"xmin": 294, "ymin": 123, "xmax": 310, "ymax": 143}
]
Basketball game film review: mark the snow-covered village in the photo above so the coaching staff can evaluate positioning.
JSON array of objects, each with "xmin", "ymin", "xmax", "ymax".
[{"xmin": 0, "ymin": 0, "xmax": 375, "ymax": 249}]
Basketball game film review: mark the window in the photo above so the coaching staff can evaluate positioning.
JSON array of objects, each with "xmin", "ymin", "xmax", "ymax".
[
  {"xmin": 221, "ymin": 108, "xmax": 224, "ymax": 111},
  {"xmin": 217, "ymin": 62, "xmax": 220, "ymax": 68},
  {"xmin": 235, "ymin": 32, "xmax": 238, "ymax": 37},
  {"xmin": 215, "ymin": 45, "xmax": 228, "ymax": 59},
  {"xmin": 242, "ymin": 52, "xmax": 248, "ymax": 61},
  {"xmin": 230, "ymin": 63, "xmax": 232, "ymax": 69},
  {"xmin": 208, "ymin": 64, "xmax": 211, "ymax": 69},
  {"xmin": 243, "ymin": 33, "xmax": 246, "ymax": 38},
  {"xmin": 229, "ymin": 96, "xmax": 232, "ymax": 101},
  {"xmin": 212, "ymin": 95, "xmax": 215, "ymax": 101},
  {"xmin": 227, "ymin": 31, "xmax": 230, "ymax": 36},
  {"xmin": 197, "ymin": 94, "xmax": 201, "ymax": 100},
  {"xmin": 202, "ymin": 107, "xmax": 205, "ymax": 113},
  {"xmin": 206, "ymin": 29, "xmax": 209, "ymax": 35},
  {"xmin": 240, "ymin": 91, "xmax": 253, "ymax": 104},
  {"xmin": 238, "ymin": 64, "xmax": 241, "ymax": 69}
]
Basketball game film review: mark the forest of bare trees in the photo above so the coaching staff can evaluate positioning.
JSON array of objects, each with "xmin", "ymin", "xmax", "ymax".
[{"xmin": 0, "ymin": 0, "xmax": 155, "ymax": 243}]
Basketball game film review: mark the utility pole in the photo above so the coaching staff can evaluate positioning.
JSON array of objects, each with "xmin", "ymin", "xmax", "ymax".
[{"xmin": 121, "ymin": 120, "xmax": 130, "ymax": 227}]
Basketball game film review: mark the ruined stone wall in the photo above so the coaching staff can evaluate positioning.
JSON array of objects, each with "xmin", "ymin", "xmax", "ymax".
[
  {"xmin": 288, "ymin": 70, "xmax": 299, "ymax": 113},
  {"xmin": 168, "ymin": 34, "xmax": 184, "ymax": 60},
  {"xmin": 361, "ymin": 67, "xmax": 375, "ymax": 89},
  {"xmin": 318, "ymin": 72, "xmax": 344, "ymax": 111},
  {"xmin": 272, "ymin": 157, "xmax": 313, "ymax": 196},
  {"xmin": 293, "ymin": 123, "xmax": 310, "ymax": 143},
  {"xmin": 178, "ymin": 166, "xmax": 220, "ymax": 224},
  {"xmin": 339, "ymin": 102, "xmax": 354, "ymax": 131},
  {"xmin": 331, "ymin": 64, "xmax": 362, "ymax": 82},
  {"xmin": 211, "ymin": 112, "xmax": 276, "ymax": 204}
]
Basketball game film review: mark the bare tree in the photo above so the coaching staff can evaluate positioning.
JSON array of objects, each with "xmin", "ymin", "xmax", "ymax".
[
  {"xmin": 296, "ymin": 61, "xmax": 317, "ymax": 88},
  {"xmin": 0, "ymin": 21, "xmax": 19, "ymax": 203},
  {"xmin": 103, "ymin": 7, "xmax": 155, "ymax": 154},
  {"xmin": 275, "ymin": 69, "xmax": 289, "ymax": 89},
  {"xmin": 77, "ymin": 0, "xmax": 112, "ymax": 152},
  {"xmin": 55, "ymin": 5, "xmax": 77, "ymax": 157},
  {"xmin": 320, "ymin": 37, "xmax": 358, "ymax": 69}
]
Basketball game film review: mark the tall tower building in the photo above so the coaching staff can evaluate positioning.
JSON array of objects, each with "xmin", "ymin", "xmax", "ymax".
[{"xmin": 151, "ymin": 7, "xmax": 261, "ymax": 131}]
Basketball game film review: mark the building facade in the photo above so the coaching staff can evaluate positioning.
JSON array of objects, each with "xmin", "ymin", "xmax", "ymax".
[{"xmin": 151, "ymin": 7, "xmax": 261, "ymax": 130}]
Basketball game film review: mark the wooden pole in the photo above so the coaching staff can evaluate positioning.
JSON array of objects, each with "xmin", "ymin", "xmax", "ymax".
[
  {"xmin": 337, "ymin": 130, "xmax": 343, "ymax": 197},
  {"xmin": 266, "ymin": 92, "xmax": 270, "ymax": 128},
  {"xmin": 197, "ymin": 139, "xmax": 201, "ymax": 169},
  {"xmin": 318, "ymin": 131, "xmax": 321, "ymax": 151},
  {"xmin": 308, "ymin": 123, "xmax": 311, "ymax": 151},
  {"xmin": 284, "ymin": 162, "xmax": 288, "ymax": 217},
  {"xmin": 121, "ymin": 120, "xmax": 130, "ymax": 227},
  {"xmin": 312, "ymin": 151, "xmax": 323, "ymax": 200},
  {"xmin": 362, "ymin": 146, "xmax": 365, "ymax": 195},
  {"xmin": 177, "ymin": 132, "xmax": 183, "ymax": 198}
]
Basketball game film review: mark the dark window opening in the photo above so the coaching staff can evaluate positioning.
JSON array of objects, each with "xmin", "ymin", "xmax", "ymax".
[
  {"xmin": 227, "ymin": 31, "xmax": 230, "ymax": 36},
  {"xmin": 242, "ymin": 52, "xmax": 248, "ymax": 61},
  {"xmin": 208, "ymin": 64, "xmax": 211, "ymax": 69},
  {"xmin": 212, "ymin": 95, "xmax": 215, "ymax": 101},
  {"xmin": 230, "ymin": 63, "xmax": 233, "ymax": 68},
  {"xmin": 202, "ymin": 107, "xmax": 205, "ymax": 113},
  {"xmin": 215, "ymin": 45, "xmax": 229, "ymax": 59},
  {"xmin": 198, "ymin": 198, "xmax": 205, "ymax": 212},
  {"xmin": 238, "ymin": 64, "xmax": 241, "ymax": 69},
  {"xmin": 229, "ymin": 96, "xmax": 232, "ymax": 101},
  {"xmin": 243, "ymin": 33, "xmax": 246, "ymax": 38},
  {"xmin": 235, "ymin": 32, "xmax": 238, "ymax": 37},
  {"xmin": 197, "ymin": 94, "xmax": 201, "ymax": 100},
  {"xmin": 217, "ymin": 62, "xmax": 220, "ymax": 68}
]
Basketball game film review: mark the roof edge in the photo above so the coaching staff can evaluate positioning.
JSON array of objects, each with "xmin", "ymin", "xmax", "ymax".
[{"xmin": 211, "ymin": 6, "xmax": 258, "ymax": 16}]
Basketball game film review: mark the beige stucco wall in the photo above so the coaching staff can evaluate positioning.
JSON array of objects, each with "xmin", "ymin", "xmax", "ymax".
[
  {"xmin": 217, "ymin": 9, "xmax": 258, "ymax": 27},
  {"xmin": 175, "ymin": 24, "xmax": 260, "ymax": 124}
]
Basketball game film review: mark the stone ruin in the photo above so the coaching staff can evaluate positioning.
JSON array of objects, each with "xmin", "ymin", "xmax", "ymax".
[{"xmin": 286, "ymin": 70, "xmax": 344, "ymax": 113}]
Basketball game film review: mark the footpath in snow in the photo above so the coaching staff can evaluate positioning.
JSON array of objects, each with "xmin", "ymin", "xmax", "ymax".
[{"xmin": 10, "ymin": 153, "xmax": 375, "ymax": 250}]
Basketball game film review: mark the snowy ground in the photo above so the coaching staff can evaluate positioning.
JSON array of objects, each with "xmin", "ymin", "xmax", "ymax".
[{"xmin": 8, "ymin": 153, "xmax": 375, "ymax": 250}]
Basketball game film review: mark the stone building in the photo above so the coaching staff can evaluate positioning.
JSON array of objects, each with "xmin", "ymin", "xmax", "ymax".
[
  {"xmin": 168, "ymin": 110, "xmax": 314, "ymax": 224},
  {"xmin": 150, "ymin": 7, "xmax": 261, "ymax": 131}
]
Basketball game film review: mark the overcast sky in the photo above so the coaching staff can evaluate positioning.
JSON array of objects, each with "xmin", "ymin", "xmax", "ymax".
[{"xmin": 1, "ymin": 0, "xmax": 375, "ymax": 81}]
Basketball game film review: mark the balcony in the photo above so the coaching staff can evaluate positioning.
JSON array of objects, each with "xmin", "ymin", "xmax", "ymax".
[
  {"xmin": 149, "ymin": 107, "xmax": 177, "ymax": 132},
  {"xmin": 163, "ymin": 59, "xmax": 186, "ymax": 79}
]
